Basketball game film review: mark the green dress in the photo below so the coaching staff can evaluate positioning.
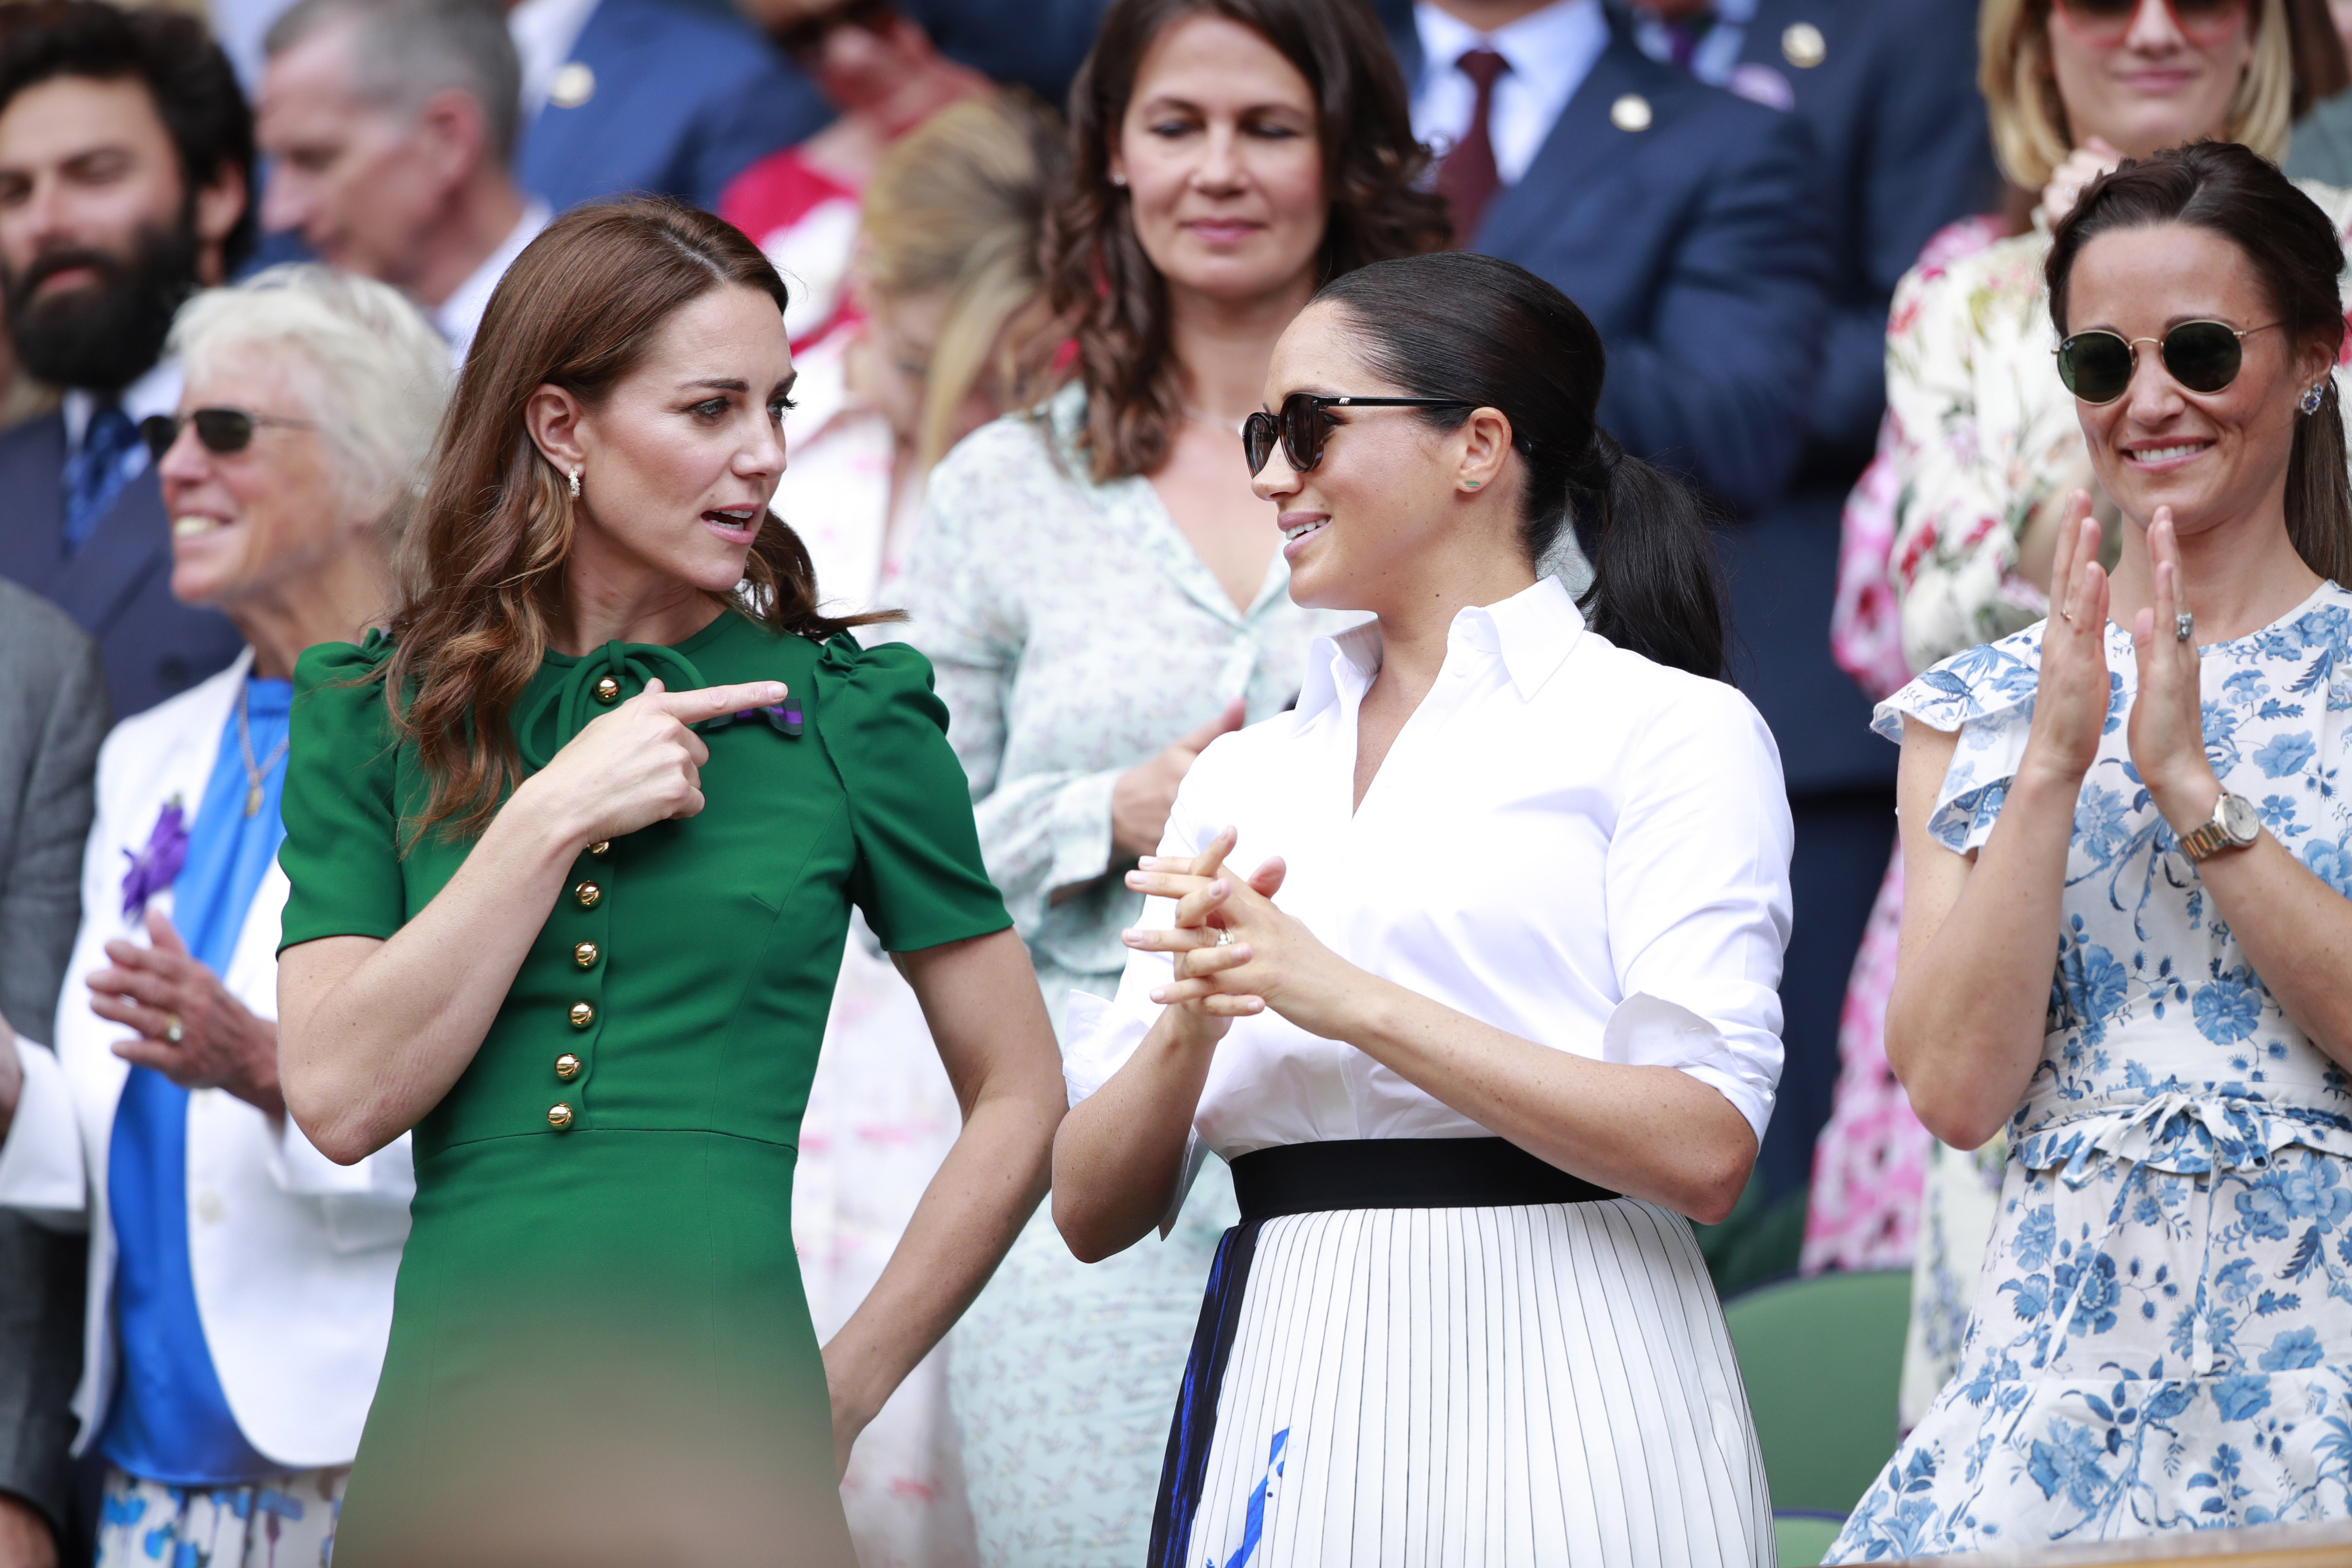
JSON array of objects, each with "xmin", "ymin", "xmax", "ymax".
[{"xmin": 276, "ymin": 611, "xmax": 1011, "ymax": 1563}]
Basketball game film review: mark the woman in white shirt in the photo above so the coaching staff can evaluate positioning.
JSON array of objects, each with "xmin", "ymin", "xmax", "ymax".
[{"xmin": 1053, "ymin": 251, "xmax": 1792, "ymax": 1568}]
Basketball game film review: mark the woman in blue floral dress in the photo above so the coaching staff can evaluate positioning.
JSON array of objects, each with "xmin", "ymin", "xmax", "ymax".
[{"xmin": 1830, "ymin": 142, "xmax": 2352, "ymax": 1559}]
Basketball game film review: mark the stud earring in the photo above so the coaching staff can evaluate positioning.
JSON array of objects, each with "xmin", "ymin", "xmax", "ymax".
[
  {"xmin": 2302, "ymin": 382, "xmax": 2327, "ymax": 416},
  {"xmin": 568, "ymin": 464, "xmax": 582, "ymax": 498},
  {"xmin": 1465, "ymin": 480, "xmax": 1482, "ymax": 490},
  {"xmin": 1109, "ymin": 172, "xmax": 1128, "ymax": 187}
]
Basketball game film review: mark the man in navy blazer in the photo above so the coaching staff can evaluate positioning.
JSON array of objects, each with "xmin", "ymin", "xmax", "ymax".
[
  {"xmin": 0, "ymin": 2, "xmax": 248, "ymax": 719},
  {"xmin": 512, "ymin": 0, "xmax": 827, "ymax": 212},
  {"xmin": 1382, "ymin": 0, "xmax": 1834, "ymax": 517},
  {"xmin": 1626, "ymin": 0, "xmax": 1997, "ymax": 1212}
]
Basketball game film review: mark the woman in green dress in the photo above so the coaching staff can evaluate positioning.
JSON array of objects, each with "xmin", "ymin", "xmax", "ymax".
[{"xmin": 271, "ymin": 199, "xmax": 1065, "ymax": 1565}]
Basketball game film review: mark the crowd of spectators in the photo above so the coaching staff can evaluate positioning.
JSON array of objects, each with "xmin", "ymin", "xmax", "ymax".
[{"xmin": 0, "ymin": 0, "xmax": 2349, "ymax": 1562}]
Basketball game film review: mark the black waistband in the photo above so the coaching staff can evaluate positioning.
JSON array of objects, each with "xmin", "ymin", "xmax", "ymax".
[{"xmin": 1229, "ymin": 1138, "xmax": 1619, "ymax": 1225}]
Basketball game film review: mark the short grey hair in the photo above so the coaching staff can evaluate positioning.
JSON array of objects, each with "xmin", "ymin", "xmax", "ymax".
[
  {"xmin": 265, "ymin": 0, "xmax": 521, "ymax": 163},
  {"xmin": 169, "ymin": 264, "xmax": 453, "ymax": 544}
]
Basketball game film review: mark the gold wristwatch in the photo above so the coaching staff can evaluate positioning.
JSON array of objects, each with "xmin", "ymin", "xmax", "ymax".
[{"xmin": 2177, "ymin": 792, "xmax": 2261, "ymax": 863}]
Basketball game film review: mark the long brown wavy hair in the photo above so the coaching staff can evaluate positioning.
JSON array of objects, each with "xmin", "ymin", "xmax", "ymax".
[
  {"xmin": 1045, "ymin": 0, "xmax": 1450, "ymax": 484},
  {"xmin": 385, "ymin": 198, "xmax": 888, "ymax": 842}
]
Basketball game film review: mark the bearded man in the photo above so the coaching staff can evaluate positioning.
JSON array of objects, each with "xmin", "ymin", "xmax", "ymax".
[{"xmin": 0, "ymin": 0, "xmax": 250, "ymax": 719}]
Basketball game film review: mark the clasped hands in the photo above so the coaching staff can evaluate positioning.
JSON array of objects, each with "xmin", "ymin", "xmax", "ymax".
[
  {"xmin": 1121, "ymin": 827, "xmax": 1358, "ymax": 1042},
  {"xmin": 2030, "ymin": 492, "xmax": 2222, "ymax": 833}
]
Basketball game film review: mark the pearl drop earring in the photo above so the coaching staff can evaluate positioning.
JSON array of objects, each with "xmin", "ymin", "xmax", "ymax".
[{"xmin": 568, "ymin": 465, "xmax": 582, "ymax": 499}]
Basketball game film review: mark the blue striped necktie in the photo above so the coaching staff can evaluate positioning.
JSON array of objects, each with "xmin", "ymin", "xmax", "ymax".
[{"xmin": 63, "ymin": 402, "xmax": 140, "ymax": 553}]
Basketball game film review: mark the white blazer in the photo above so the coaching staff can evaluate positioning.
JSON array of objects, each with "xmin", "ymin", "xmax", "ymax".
[{"xmin": 0, "ymin": 651, "xmax": 413, "ymax": 1468}]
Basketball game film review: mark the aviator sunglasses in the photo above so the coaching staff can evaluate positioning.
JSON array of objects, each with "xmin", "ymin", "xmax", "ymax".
[
  {"xmin": 1243, "ymin": 392, "xmax": 1473, "ymax": 476},
  {"xmin": 2053, "ymin": 320, "xmax": 2277, "ymax": 406},
  {"xmin": 2047, "ymin": 0, "xmax": 2248, "ymax": 48},
  {"xmin": 139, "ymin": 407, "xmax": 319, "ymax": 461}
]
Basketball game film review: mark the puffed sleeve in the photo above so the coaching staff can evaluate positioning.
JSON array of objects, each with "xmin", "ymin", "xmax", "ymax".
[
  {"xmin": 1873, "ymin": 623, "xmax": 2074, "ymax": 855},
  {"xmin": 277, "ymin": 634, "xmax": 406, "ymax": 951},
  {"xmin": 812, "ymin": 634, "xmax": 1014, "ymax": 953}
]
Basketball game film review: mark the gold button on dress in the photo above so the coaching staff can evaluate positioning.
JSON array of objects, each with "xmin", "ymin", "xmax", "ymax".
[
  {"xmin": 554, "ymin": 1053, "xmax": 582, "ymax": 1081},
  {"xmin": 546, "ymin": 1102, "xmax": 574, "ymax": 1130},
  {"xmin": 573, "ymin": 881, "xmax": 600, "ymax": 909},
  {"xmin": 568, "ymin": 1001, "xmax": 595, "ymax": 1029}
]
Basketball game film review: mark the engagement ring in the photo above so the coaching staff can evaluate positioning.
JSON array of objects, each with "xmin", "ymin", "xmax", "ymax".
[
  {"xmin": 164, "ymin": 1014, "xmax": 184, "ymax": 1044},
  {"xmin": 2175, "ymin": 612, "xmax": 2194, "ymax": 643}
]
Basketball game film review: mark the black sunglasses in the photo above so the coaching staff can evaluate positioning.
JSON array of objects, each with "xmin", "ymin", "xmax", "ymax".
[
  {"xmin": 2053, "ymin": 320, "xmax": 2278, "ymax": 406},
  {"xmin": 1243, "ymin": 392, "xmax": 1474, "ymax": 476},
  {"xmin": 139, "ymin": 408, "xmax": 319, "ymax": 461}
]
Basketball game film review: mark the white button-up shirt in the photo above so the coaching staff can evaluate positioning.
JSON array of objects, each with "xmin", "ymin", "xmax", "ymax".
[
  {"xmin": 1409, "ymin": 0, "xmax": 1610, "ymax": 186},
  {"xmin": 1066, "ymin": 576, "xmax": 1793, "ymax": 1175}
]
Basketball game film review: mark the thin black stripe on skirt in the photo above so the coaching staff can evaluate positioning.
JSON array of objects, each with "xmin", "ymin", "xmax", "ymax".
[{"xmin": 1148, "ymin": 1217, "xmax": 1263, "ymax": 1568}]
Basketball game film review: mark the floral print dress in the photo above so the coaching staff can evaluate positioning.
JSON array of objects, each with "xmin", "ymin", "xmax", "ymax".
[{"xmin": 1828, "ymin": 584, "xmax": 2352, "ymax": 1559}]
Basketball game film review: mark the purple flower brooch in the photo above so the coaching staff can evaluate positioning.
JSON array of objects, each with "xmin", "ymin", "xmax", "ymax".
[
  {"xmin": 122, "ymin": 796, "xmax": 189, "ymax": 919},
  {"xmin": 698, "ymin": 698, "xmax": 804, "ymax": 738}
]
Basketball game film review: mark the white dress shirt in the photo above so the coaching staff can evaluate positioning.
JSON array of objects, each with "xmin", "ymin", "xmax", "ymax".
[
  {"xmin": 1065, "ymin": 576, "xmax": 1793, "ymax": 1182},
  {"xmin": 432, "ymin": 202, "xmax": 552, "ymax": 366},
  {"xmin": 1409, "ymin": 0, "xmax": 1610, "ymax": 186}
]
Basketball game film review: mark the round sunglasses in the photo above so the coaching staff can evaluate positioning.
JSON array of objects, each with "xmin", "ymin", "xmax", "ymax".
[
  {"xmin": 1243, "ymin": 392, "xmax": 1473, "ymax": 476},
  {"xmin": 139, "ymin": 407, "xmax": 319, "ymax": 460},
  {"xmin": 2049, "ymin": 0, "xmax": 2247, "ymax": 49},
  {"xmin": 2052, "ymin": 320, "xmax": 2278, "ymax": 406}
]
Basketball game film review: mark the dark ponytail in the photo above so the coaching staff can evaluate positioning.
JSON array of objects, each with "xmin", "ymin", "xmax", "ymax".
[
  {"xmin": 1313, "ymin": 252, "xmax": 1727, "ymax": 679},
  {"xmin": 2046, "ymin": 140, "xmax": 2352, "ymax": 584}
]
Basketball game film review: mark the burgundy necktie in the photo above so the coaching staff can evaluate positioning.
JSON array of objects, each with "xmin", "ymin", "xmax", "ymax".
[{"xmin": 1437, "ymin": 48, "xmax": 1509, "ymax": 245}]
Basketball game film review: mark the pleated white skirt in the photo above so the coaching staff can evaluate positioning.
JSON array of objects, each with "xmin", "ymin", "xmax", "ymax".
[{"xmin": 1173, "ymin": 1198, "xmax": 1773, "ymax": 1568}]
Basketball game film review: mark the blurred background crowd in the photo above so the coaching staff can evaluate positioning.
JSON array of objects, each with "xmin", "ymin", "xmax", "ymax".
[{"xmin": 0, "ymin": 0, "xmax": 2346, "ymax": 1562}]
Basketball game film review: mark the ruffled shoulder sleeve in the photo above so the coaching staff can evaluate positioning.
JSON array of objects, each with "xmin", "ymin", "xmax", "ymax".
[
  {"xmin": 278, "ymin": 631, "xmax": 407, "ymax": 952},
  {"xmin": 1872, "ymin": 622, "xmax": 2057, "ymax": 854},
  {"xmin": 809, "ymin": 633, "xmax": 1013, "ymax": 952}
]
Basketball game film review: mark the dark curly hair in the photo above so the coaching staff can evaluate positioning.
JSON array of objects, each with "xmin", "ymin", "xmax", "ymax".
[
  {"xmin": 1044, "ymin": 0, "xmax": 1450, "ymax": 484},
  {"xmin": 0, "ymin": 0, "xmax": 256, "ymax": 272}
]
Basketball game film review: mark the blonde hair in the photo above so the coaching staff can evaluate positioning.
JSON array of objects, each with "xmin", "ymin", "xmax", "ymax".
[
  {"xmin": 169, "ymin": 263, "xmax": 451, "ymax": 545},
  {"xmin": 1979, "ymin": 0, "xmax": 2292, "ymax": 189},
  {"xmin": 860, "ymin": 91, "xmax": 1065, "ymax": 472}
]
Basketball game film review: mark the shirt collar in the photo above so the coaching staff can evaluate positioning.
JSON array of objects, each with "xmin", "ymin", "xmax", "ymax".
[
  {"xmin": 434, "ymin": 201, "xmax": 552, "ymax": 365},
  {"xmin": 1412, "ymin": 0, "xmax": 1608, "ymax": 98},
  {"xmin": 1296, "ymin": 575, "xmax": 1586, "ymax": 718},
  {"xmin": 62, "ymin": 358, "xmax": 183, "ymax": 453}
]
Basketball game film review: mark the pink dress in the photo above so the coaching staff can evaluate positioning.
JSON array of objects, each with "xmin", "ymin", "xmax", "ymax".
[{"xmin": 1798, "ymin": 214, "xmax": 2008, "ymax": 1277}]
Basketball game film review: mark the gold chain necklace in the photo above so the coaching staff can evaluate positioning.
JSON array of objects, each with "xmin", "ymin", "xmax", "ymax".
[{"xmin": 236, "ymin": 682, "xmax": 291, "ymax": 818}]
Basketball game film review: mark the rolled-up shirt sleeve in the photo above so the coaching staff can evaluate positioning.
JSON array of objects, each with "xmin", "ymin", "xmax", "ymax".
[{"xmin": 1600, "ymin": 682, "xmax": 1795, "ymax": 1149}]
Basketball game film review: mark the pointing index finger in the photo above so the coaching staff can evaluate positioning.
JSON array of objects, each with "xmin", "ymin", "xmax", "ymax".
[{"xmin": 653, "ymin": 681, "xmax": 790, "ymax": 724}]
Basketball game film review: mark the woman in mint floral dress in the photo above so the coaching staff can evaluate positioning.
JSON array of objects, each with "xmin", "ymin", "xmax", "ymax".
[{"xmin": 1830, "ymin": 144, "xmax": 2352, "ymax": 1559}]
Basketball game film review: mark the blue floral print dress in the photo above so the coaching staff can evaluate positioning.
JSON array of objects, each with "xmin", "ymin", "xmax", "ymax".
[{"xmin": 1828, "ymin": 582, "xmax": 2352, "ymax": 1560}]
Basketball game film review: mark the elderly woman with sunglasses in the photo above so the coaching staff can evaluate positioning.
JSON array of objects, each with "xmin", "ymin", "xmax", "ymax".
[
  {"xmin": 1831, "ymin": 141, "xmax": 2352, "ymax": 1558},
  {"xmin": 0, "ymin": 264, "xmax": 445, "ymax": 1568}
]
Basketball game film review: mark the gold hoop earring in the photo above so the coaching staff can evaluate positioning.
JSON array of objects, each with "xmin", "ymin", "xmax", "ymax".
[{"xmin": 568, "ymin": 465, "xmax": 582, "ymax": 499}]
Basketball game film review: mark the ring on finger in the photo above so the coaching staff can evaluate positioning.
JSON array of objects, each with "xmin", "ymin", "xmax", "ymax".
[
  {"xmin": 1214, "ymin": 928, "xmax": 1232, "ymax": 947},
  {"xmin": 2175, "ymin": 611, "xmax": 2194, "ymax": 644},
  {"xmin": 164, "ymin": 1013, "xmax": 184, "ymax": 1044}
]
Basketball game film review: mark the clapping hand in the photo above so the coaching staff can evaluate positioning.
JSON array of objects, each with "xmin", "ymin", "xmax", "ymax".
[
  {"xmin": 2022, "ymin": 493, "xmax": 2116, "ymax": 791},
  {"xmin": 1122, "ymin": 826, "xmax": 1357, "ymax": 1041},
  {"xmin": 90, "ymin": 907, "xmax": 283, "ymax": 1117},
  {"xmin": 2127, "ymin": 508, "xmax": 2222, "ymax": 827}
]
